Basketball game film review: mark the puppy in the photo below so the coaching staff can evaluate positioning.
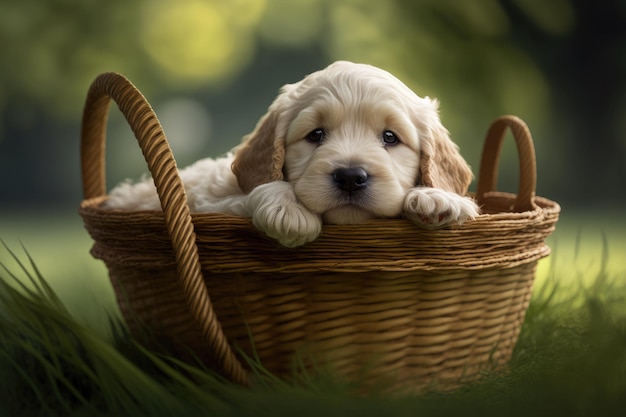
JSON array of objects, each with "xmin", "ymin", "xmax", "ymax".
[{"xmin": 106, "ymin": 61, "xmax": 479, "ymax": 247}]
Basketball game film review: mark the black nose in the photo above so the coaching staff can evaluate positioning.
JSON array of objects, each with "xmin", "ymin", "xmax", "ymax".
[{"xmin": 332, "ymin": 167, "xmax": 369, "ymax": 193}]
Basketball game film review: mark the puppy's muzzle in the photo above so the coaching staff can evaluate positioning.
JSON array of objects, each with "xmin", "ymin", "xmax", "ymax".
[{"xmin": 332, "ymin": 167, "xmax": 369, "ymax": 193}]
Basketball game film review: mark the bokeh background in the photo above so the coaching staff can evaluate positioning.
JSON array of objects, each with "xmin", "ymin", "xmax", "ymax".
[
  {"xmin": 0, "ymin": 0, "xmax": 624, "ymax": 330},
  {"xmin": 2, "ymin": 0, "xmax": 625, "ymax": 209}
]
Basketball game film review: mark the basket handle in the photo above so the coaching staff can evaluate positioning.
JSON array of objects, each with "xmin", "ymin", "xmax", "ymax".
[
  {"xmin": 476, "ymin": 115, "xmax": 538, "ymax": 212},
  {"xmin": 80, "ymin": 72, "xmax": 249, "ymax": 385}
]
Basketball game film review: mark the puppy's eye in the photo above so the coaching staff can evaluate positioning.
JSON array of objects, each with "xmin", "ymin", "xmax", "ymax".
[
  {"xmin": 306, "ymin": 128, "xmax": 326, "ymax": 143},
  {"xmin": 382, "ymin": 130, "xmax": 400, "ymax": 146}
]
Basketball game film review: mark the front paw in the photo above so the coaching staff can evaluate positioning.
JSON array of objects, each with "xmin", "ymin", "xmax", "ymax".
[
  {"xmin": 249, "ymin": 182, "xmax": 322, "ymax": 248},
  {"xmin": 404, "ymin": 187, "xmax": 479, "ymax": 228}
]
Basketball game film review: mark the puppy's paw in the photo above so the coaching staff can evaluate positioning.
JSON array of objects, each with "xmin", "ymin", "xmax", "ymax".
[
  {"xmin": 248, "ymin": 182, "xmax": 322, "ymax": 248},
  {"xmin": 404, "ymin": 187, "xmax": 479, "ymax": 229}
]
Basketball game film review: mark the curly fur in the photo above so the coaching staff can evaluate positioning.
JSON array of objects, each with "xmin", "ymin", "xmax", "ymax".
[{"xmin": 106, "ymin": 61, "xmax": 479, "ymax": 247}]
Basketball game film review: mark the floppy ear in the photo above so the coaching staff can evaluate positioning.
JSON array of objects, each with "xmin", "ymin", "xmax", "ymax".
[
  {"xmin": 417, "ymin": 101, "xmax": 473, "ymax": 195},
  {"xmin": 231, "ymin": 111, "xmax": 284, "ymax": 194}
]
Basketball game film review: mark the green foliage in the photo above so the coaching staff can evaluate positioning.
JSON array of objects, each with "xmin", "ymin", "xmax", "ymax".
[
  {"xmin": 0, "ymin": 0, "xmax": 576, "ymax": 122},
  {"xmin": 1, "ymin": 242, "xmax": 625, "ymax": 416}
]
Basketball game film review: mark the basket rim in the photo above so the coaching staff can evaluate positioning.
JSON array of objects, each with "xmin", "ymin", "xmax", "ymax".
[
  {"xmin": 80, "ymin": 192, "xmax": 560, "ymax": 230},
  {"xmin": 80, "ymin": 191, "xmax": 560, "ymax": 273}
]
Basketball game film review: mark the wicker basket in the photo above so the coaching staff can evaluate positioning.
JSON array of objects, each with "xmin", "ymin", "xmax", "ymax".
[{"xmin": 79, "ymin": 73, "xmax": 560, "ymax": 391}]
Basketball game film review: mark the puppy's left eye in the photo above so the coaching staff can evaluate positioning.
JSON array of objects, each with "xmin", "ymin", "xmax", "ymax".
[
  {"xmin": 382, "ymin": 130, "xmax": 400, "ymax": 146},
  {"xmin": 306, "ymin": 128, "xmax": 326, "ymax": 143}
]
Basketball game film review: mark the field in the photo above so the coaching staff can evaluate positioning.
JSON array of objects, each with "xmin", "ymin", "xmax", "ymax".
[{"xmin": 1, "ymin": 207, "xmax": 625, "ymax": 416}]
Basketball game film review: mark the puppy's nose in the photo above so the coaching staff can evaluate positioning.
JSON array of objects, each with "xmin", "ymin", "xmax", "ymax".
[{"xmin": 332, "ymin": 167, "xmax": 369, "ymax": 193}]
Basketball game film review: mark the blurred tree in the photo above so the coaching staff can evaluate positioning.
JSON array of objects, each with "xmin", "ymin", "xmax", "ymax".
[
  {"xmin": 503, "ymin": 0, "xmax": 626, "ymax": 204},
  {"xmin": 0, "ymin": 0, "xmax": 148, "ymax": 119},
  {"xmin": 140, "ymin": 0, "xmax": 265, "ymax": 84}
]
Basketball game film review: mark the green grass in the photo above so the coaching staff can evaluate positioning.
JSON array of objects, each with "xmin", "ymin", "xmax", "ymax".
[
  {"xmin": 1, "ymin": 245, "xmax": 625, "ymax": 416},
  {"xmin": 1, "ymin": 209, "xmax": 626, "ymax": 416}
]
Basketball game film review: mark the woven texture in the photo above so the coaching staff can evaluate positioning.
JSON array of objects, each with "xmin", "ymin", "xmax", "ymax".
[{"xmin": 79, "ymin": 72, "xmax": 560, "ymax": 391}]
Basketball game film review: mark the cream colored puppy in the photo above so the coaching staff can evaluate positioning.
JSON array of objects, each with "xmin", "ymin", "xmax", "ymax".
[{"xmin": 106, "ymin": 61, "xmax": 479, "ymax": 247}]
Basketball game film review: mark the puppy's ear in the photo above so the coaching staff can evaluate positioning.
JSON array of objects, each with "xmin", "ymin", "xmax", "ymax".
[
  {"xmin": 418, "ymin": 100, "xmax": 473, "ymax": 194},
  {"xmin": 231, "ymin": 111, "xmax": 284, "ymax": 193}
]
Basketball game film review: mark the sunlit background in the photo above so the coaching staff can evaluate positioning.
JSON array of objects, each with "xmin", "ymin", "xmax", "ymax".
[{"xmin": 0, "ymin": 0, "xmax": 624, "ymax": 330}]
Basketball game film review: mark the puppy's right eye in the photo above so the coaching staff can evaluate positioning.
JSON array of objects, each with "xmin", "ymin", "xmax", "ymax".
[{"xmin": 306, "ymin": 128, "xmax": 326, "ymax": 143}]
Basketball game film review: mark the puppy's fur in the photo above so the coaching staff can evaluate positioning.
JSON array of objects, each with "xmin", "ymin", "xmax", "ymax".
[{"xmin": 106, "ymin": 61, "xmax": 479, "ymax": 247}]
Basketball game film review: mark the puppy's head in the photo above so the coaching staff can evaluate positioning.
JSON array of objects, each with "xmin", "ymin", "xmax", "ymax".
[{"xmin": 232, "ymin": 61, "xmax": 472, "ymax": 224}]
